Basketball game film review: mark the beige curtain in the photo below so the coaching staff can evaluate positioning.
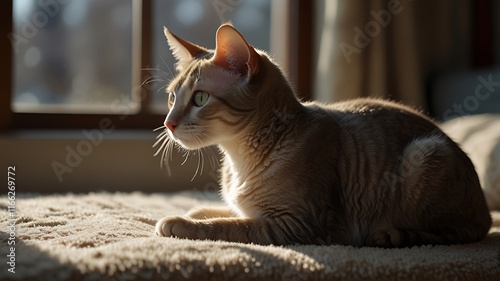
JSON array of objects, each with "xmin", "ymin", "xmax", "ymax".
[{"xmin": 314, "ymin": 0, "xmax": 472, "ymax": 109}]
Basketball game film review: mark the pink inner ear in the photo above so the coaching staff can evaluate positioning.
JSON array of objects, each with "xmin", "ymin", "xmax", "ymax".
[{"xmin": 213, "ymin": 25, "xmax": 259, "ymax": 77}]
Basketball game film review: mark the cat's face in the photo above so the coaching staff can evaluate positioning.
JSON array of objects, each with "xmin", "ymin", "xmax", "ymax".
[{"xmin": 162, "ymin": 24, "xmax": 260, "ymax": 150}]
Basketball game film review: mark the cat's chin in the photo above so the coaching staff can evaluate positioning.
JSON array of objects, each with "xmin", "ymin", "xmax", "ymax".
[
  {"xmin": 169, "ymin": 131, "xmax": 218, "ymax": 150},
  {"xmin": 178, "ymin": 143, "xmax": 205, "ymax": 151},
  {"xmin": 171, "ymin": 137, "xmax": 209, "ymax": 151}
]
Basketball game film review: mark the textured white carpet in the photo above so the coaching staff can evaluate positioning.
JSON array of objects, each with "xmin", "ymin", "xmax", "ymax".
[{"xmin": 1, "ymin": 191, "xmax": 499, "ymax": 281}]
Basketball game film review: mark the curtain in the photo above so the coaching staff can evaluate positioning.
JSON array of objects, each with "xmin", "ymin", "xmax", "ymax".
[{"xmin": 314, "ymin": 0, "xmax": 472, "ymax": 110}]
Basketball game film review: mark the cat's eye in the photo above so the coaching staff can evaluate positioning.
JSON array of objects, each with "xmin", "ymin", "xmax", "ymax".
[
  {"xmin": 168, "ymin": 92, "xmax": 175, "ymax": 107},
  {"xmin": 193, "ymin": 91, "xmax": 209, "ymax": 107}
]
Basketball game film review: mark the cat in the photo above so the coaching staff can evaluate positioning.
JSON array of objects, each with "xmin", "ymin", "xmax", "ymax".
[{"xmin": 154, "ymin": 23, "xmax": 491, "ymax": 247}]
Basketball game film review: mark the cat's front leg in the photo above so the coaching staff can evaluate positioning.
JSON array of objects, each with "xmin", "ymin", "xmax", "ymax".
[
  {"xmin": 155, "ymin": 216, "xmax": 287, "ymax": 245},
  {"xmin": 185, "ymin": 206, "xmax": 234, "ymax": 220}
]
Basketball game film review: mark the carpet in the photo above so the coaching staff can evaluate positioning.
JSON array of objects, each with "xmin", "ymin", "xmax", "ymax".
[{"xmin": 1, "ymin": 191, "xmax": 499, "ymax": 281}]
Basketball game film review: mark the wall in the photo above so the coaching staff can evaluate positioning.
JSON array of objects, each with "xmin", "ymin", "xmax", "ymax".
[{"xmin": 0, "ymin": 130, "xmax": 220, "ymax": 193}]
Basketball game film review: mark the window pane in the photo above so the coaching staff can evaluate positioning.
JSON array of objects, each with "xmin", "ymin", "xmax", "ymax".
[
  {"xmin": 12, "ymin": 0, "xmax": 138, "ymax": 114},
  {"xmin": 150, "ymin": 0, "xmax": 271, "ymax": 113}
]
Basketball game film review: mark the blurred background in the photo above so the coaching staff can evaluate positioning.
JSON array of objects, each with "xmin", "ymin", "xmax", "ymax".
[{"xmin": 0, "ymin": 0, "xmax": 499, "ymax": 193}]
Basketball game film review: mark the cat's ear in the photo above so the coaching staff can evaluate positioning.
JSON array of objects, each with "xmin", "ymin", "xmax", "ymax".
[
  {"xmin": 212, "ymin": 24, "xmax": 259, "ymax": 78},
  {"xmin": 164, "ymin": 27, "xmax": 206, "ymax": 72}
]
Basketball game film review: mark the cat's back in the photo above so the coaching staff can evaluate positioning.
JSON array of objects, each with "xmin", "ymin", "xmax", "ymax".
[
  {"xmin": 303, "ymin": 98, "xmax": 439, "ymax": 141},
  {"xmin": 318, "ymin": 98, "xmax": 432, "ymax": 123}
]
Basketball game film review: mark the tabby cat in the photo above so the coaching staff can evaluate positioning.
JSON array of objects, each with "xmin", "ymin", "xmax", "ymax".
[{"xmin": 155, "ymin": 24, "xmax": 491, "ymax": 247}]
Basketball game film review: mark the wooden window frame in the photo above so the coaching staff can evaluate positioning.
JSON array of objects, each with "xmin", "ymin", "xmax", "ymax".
[{"xmin": 0, "ymin": 0, "xmax": 313, "ymax": 130}]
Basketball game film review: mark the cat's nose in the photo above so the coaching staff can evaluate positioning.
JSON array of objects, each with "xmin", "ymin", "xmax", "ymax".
[{"xmin": 165, "ymin": 120, "xmax": 178, "ymax": 132}]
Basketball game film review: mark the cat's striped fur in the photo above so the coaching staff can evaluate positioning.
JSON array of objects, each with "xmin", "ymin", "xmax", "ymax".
[{"xmin": 155, "ymin": 24, "xmax": 491, "ymax": 247}]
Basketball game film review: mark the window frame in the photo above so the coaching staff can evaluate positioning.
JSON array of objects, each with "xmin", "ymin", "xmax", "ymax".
[{"xmin": 0, "ymin": 0, "xmax": 313, "ymax": 130}]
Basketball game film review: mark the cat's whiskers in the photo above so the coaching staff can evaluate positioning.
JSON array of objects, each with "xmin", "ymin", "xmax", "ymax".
[
  {"xmin": 186, "ymin": 124, "xmax": 221, "ymax": 181},
  {"xmin": 141, "ymin": 73, "xmax": 171, "ymax": 92},
  {"xmin": 142, "ymin": 66, "xmax": 171, "ymax": 78},
  {"xmin": 142, "ymin": 58, "xmax": 174, "ymax": 81},
  {"xmin": 142, "ymin": 63, "xmax": 174, "ymax": 101},
  {"xmin": 159, "ymin": 56, "xmax": 176, "ymax": 78},
  {"xmin": 156, "ymin": 139, "xmax": 169, "ymax": 171},
  {"xmin": 192, "ymin": 134, "xmax": 206, "ymax": 181},
  {"xmin": 182, "ymin": 126, "xmax": 203, "ymax": 180},
  {"xmin": 166, "ymin": 140, "xmax": 182, "ymax": 176},
  {"xmin": 199, "ymin": 145, "xmax": 220, "ymax": 177},
  {"xmin": 153, "ymin": 123, "xmax": 220, "ymax": 180},
  {"xmin": 153, "ymin": 126, "xmax": 176, "ymax": 176},
  {"xmin": 162, "ymin": 141, "xmax": 172, "ymax": 176},
  {"xmin": 157, "ymin": 84, "xmax": 170, "ymax": 94},
  {"xmin": 153, "ymin": 127, "xmax": 169, "ymax": 154},
  {"xmin": 153, "ymin": 132, "xmax": 168, "ymax": 148},
  {"xmin": 192, "ymin": 150, "xmax": 202, "ymax": 181},
  {"xmin": 181, "ymin": 149, "xmax": 191, "ymax": 166},
  {"xmin": 142, "ymin": 76, "xmax": 166, "ymax": 86},
  {"xmin": 202, "ymin": 147, "xmax": 217, "ymax": 173},
  {"xmin": 168, "ymin": 136, "xmax": 176, "ymax": 162},
  {"xmin": 197, "ymin": 127, "xmax": 221, "ymax": 171},
  {"xmin": 153, "ymin": 125, "xmax": 166, "ymax": 132}
]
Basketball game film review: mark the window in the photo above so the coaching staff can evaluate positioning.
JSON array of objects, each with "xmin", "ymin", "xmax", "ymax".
[
  {"xmin": 0, "ymin": 0, "xmax": 312, "ymax": 130},
  {"xmin": 12, "ymin": 0, "xmax": 139, "ymax": 114}
]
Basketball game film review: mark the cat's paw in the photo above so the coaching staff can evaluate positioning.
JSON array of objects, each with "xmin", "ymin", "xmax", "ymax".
[
  {"xmin": 155, "ymin": 216, "xmax": 194, "ymax": 238},
  {"xmin": 368, "ymin": 226, "xmax": 403, "ymax": 248}
]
